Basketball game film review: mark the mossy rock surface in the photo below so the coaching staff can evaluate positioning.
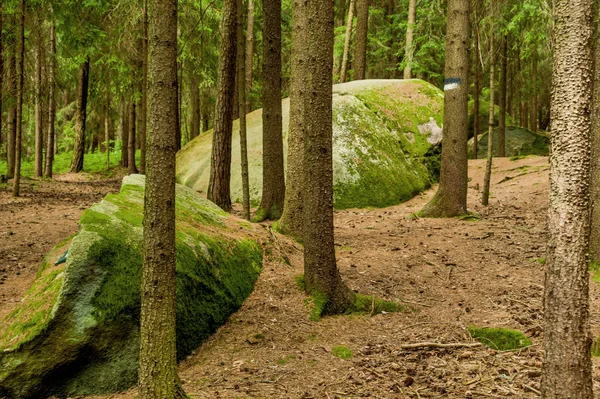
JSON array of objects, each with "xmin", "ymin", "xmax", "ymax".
[
  {"xmin": 176, "ymin": 79, "xmax": 444, "ymax": 209},
  {"xmin": 468, "ymin": 98, "xmax": 515, "ymax": 139},
  {"xmin": 468, "ymin": 125, "xmax": 550, "ymax": 159},
  {"xmin": 0, "ymin": 175, "xmax": 263, "ymax": 399}
]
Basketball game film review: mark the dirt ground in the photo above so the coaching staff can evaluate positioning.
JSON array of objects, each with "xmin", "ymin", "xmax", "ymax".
[{"xmin": 3, "ymin": 156, "xmax": 600, "ymax": 398}]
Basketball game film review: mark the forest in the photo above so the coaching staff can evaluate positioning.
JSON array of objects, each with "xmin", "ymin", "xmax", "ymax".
[{"xmin": 0, "ymin": 0, "xmax": 596, "ymax": 398}]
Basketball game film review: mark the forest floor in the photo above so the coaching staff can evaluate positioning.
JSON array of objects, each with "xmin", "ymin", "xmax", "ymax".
[{"xmin": 3, "ymin": 156, "xmax": 600, "ymax": 398}]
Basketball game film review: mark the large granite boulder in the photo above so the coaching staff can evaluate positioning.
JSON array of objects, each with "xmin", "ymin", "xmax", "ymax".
[
  {"xmin": 0, "ymin": 175, "xmax": 263, "ymax": 399},
  {"xmin": 176, "ymin": 79, "xmax": 444, "ymax": 209},
  {"xmin": 468, "ymin": 126, "xmax": 550, "ymax": 159}
]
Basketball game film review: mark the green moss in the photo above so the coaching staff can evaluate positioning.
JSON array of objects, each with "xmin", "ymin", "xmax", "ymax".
[
  {"xmin": 332, "ymin": 345, "xmax": 352, "ymax": 359},
  {"xmin": 589, "ymin": 261, "xmax": 600, "ymax": 283},
  {"xmin": 534, "ymin": 257, "xmax": 546, "ymax": 265},
  {"xmin": 295, "ymin": 274, "xmax": 306, "ymax": 290},
  {"xmin": 469, "ymin": 126, "xmax": 549, "ymax": 159},
  {"xmin": 468, "ymin": 326, "xmax": 532, "ymax": 351},
  {"xmin": 591, "ymin": 335, "xmax": 600, "ymax": 357},
  {"xmin": 276, "ymin": 355, "xmax": 296, "ymax": 365},
  {"xmin": 350, "ymin": 294, "xmax": 406, "ymax": 314},
  {"xmin": 456, "ymin": 213, "xmax": 481, "ymax": 222}
]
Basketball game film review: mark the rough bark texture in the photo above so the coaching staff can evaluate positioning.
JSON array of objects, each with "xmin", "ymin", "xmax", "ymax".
[
  {"xmin": 245, "ymin": 0, "xmax": 255, "ymax": 112},
  {"xmin": 12, "ymin": 0, "xmax": 24, "ymax": 197},
  {"xmin": 498, "ymin": 35, "xmax": 507, "ymax": 158},
  {"xmin": 69, "ymin": 59, "xmax": 90, "ymax": 173},
  {"xmin": 403, "ymin": 0, "xmax": 416, "ymax": 79},
  {"xmin": 530, "ymin": 52, "xmax": 537, "ymax": 133},
  {"xmin": 278, "ymin": 0, "xmax": 306, "ymax": 239},
  {"xmin": 0, "ymin": 4, "xmax": 3, "ymax": 174},
  {"xmin": 6, "ymin": 15, "xmax": 16, "ymax": 180},
  {"xmin": 139, "ymin": 0, "xmax": 186, "ymax": 397},
  {"xmin": 120, "ymin": 99, "xmax": 129, "ymax": 168},
  {"xmin": 34, "ymin": 24, "xmax": 43, "ymax": 178},
  {"xmin": 302, "ymin": 0, "xmax": 355, "ymax": 315},
  {"xmin": 237, "ymin": 0, "xmax": 250, "ymax": 220},
  {"xmin": 542, "ymin": 0, "xmax": 594, "ymax": 396},
  {"xmin": 128, "ymin": 102, "xmax": 138, "ymax": 174},
  {"xmin": 339, "ymin": 0, "xmax": 355, "ymax": 83},
  {"xmin": 472, "ymin": 9, "xmax": 480, "ymax": 160},
  {"xmin": 44, "ymin": 21, "xmax": 56, "ymax": 178},
  {"xmin": 353, "ymin": 0, "xmax": 368, "ymax": 80},
  {"xmin": 207, "ymin": 0, "xmax": 237, "ymax": 212},
  {"xmin": 256, "ymin": 0, "xmax": 285, "ymax": 221},
  {"xmin": 591, "ymin": 4, "xmax": 600, "ymax": 262},
  {"xmin": 419, "ymin": 0, "xmax": 470, "ymax": 217},
  {"xmin": 140, "ymin": 0, "xmax": 148, "ymax": 174},
  {"xmin": 482, "ymin": 31, "xmax": 494, "ymax": 206}
]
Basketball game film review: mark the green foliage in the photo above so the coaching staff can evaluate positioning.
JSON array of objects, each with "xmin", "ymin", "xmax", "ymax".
[
  {"xmin": 589, "ymin": 261, "xmax": 600, "ymax": 284},
  {"xmin": 351, "ymin": 294, "xmax": 405, "ymax": 314},
  {"xmin": 332, "ymin": 345, "xmax": 352, "ymax": 359},
  {"xmin": 468, "ymin": 326, "xmax": 532, "ymax": 351}
]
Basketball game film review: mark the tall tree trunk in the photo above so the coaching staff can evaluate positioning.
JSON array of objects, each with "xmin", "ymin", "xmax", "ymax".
[
  {"xmin": 6, "ymin": 14, "xmax": 15, "ymax": 180},
  {"xmin": 176, "ymin": 61, "xmax": 182, "ymax": 151},
  {"xmin": 0, "ymin": 3, "xmax": 3, "ymax": 174},
  {"xmin": 207, "ymin": 0, "xmax": 237, "ymax": 211},
  {"xmin": 44, "ymin": 20, "xmax": 56, "ymax": 178},
  {"xmin": 189, "ymin": 73, "xmax": 200, "ymax": 139},
  {"xmin": 482, "ymin": 30, "xmax": 495, "ymax": 206},
  {"xmin": 245, "ymin": 0, "xmax": 255, "ymax": 112},
  {"xmin": 256, "ymin": 0, "xmax": 285, "ymax": 221},
  {"xmin": 237, "ymin": 0, "xmax": 250, "ymax": 220},
  {"xmin": 419, "ymin": 0, "xmax": 470, "ymax": 217},
  {"xmin": 339, "ymin": 0, "xmax": 355, "ymax": 83},
  {"xmin": 498, "ymin": 35, "xmax": 507, "ymax": 157},
  {"xmin": 353, "ymin": 0, "xmax": 368, "ymax": 80},
  {"xmin": 530, "ymin": 51, "xmax": 537, "ymax": 133},
  {"xmin": 543, "ymin": 0, "xmax": 594, "ymax": 396},
  {"xmin": 139, "ymin": 0, "xmax": 186, "ymax": 397},
  {"xmin": 120, "ymin": 98, "xmax": 129, "ymax": 168},
  {"xmin": 403, "ymin": 0, "xmax": 416, "ymax": 79},
  {"xmin": 69, "ymin": 58, "xmax": 90, "ymax": 173},
  {"xmin": 473, "ymin": 5, "xmax": 480, "ymax": 159},
  {"xmin": 278, "ymin": 0, "xmax": 306, "ymax": 239},
  {"xmin": 12, "ymin": 0, "xmax": 24, "ymax": 197},
  {"xmin": 140, "ymin": 0, "xmax": 148, "ymax": 174},
  {"xmin": 303, "ymin": 0, "xmax": 355, "ymax": 316},
  {"xmin": 34, "ymin": 21, "xmax": 43, "ymax": 178},
  {"xmin": 105, "ymin": 89, "xmax": 110, "ymax": 171},
  {"xmin": 128, "ymin": 102, "xmax": 138, "ymax": 174}
]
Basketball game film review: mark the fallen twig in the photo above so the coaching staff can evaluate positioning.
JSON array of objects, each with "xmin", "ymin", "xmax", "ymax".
[{"xmin": 400, "ymin": 342, "xmax": 483, "ymax": 350}]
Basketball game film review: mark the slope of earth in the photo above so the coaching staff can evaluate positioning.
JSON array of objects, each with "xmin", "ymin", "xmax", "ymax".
[
  {"xmin": 3, "ymin": 156, "xmax": 600, "ymax": 398},
  {"xmin": 176, "ymin": 79, "xmax": 444, "ymax": 209}
]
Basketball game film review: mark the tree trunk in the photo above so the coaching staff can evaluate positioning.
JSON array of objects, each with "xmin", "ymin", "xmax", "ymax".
[
  {"xmin": 6, "ymin": 14, "xmax": 16, "ymax": 180},
  {"xmin": 189, "ymin": 73, "xmax": 200, "ymax": 140},
  {"xmin": 403, "ymin": 0, "xmax": 416, "ymax": 79},
  {"xmin": 105, "ymin": 89, "xmax": 111, "ymax": 171},
  {"xmin": 255, "ymin": 0, "xmax": 285, "ymax": 221},
  {"xmin": 353, "ymin": 0, "xmax": 368, "ymax": 80},
  {"xmin": 120, "ymin": 98, "xmax": 129, "ymax": 168},
  {"xmin": 530, "ymin": 52, "xmax": 537, "ymax": 133},
  {"xmin": 245, "ymin": 0, "xmax": 255, "ymax": 112},
  {"xmin": 139, "ymin": 0, "xmax": 186, "ymax": 397},
  {"xmin": 339, "ymin": 0, "xmax": 355, "ymax": 83},
  {"xmin": 176, "ymin": 61, "xmax": 182, "ymax": 151},
  {"xmin": 482, "ymin": 30, "xmax": 495, "ymax": 206},
  {"xmin": 140, "ymin": 0, "xmax": 148, "ymax": 174},
  {"xmin": 69, "ymin": 58, "xmax": 90, "ymax": 173},
  {"xmin": 302, "ymin": 0, "xmax": 355, "ymax": 316},
  {"xmin": 419, "ymin": 0, "xmax": 470, "ymax": 217},
  {"xmin": 473, "ymin": 5, "xmax": 480, "ymax": 159},
  {"xmin": 207, "ymin": 0, "xmax": 237, "ymax": 211},
  {"xmin": 34, "ymin": 22, "xmax": 43, "ymax": 178},
  {"xmin": 128, "ymin": 102, "xmax": 138, "ymax": 174},
  {"xmin": 278, "ymin": 0, "xmax": 306, "ymax": 239},
  {"xmin": 543, "ymin": 0, "xmax": 594, "ymax": 396},
  {"xmin": 12, "ymin": 0, "xmax": 24, "ymax": 197},
  {"xmin": 0, "ymin": 4, "xmax": 3, "ymax": 175},
  {"xmin": 237, "ymin": 0, "xmax": 250, "ymax": 220},
  {"xmin": 44, "ymin": 20, "xmax": 56, "ymax": 178},
  {"xmin": 498, "ymin": 35, "xmax": 507, "ymax": 157}
]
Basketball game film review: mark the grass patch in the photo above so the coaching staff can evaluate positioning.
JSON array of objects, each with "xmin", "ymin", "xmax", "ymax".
[
  {"xmin": 468, "ymin": 326, "xmax": 532, "ymax": 351},
  {"xmin": 276, "ymin": 355, "xmax": 296, "ymax": 365},
  {"xmin": 351, "ymin": 294, "xmax": 405, "ymax": 314},
  {"xmin": 332, "ymin": 345, "xmax": 352, "ymax": 359},
  {"xmin": 590, "ymin": 261, "xmax": 600, "ymax": 283},
  {"xmin": 533, "ymin": 257, "xmax": 546, "ymax": 265}
]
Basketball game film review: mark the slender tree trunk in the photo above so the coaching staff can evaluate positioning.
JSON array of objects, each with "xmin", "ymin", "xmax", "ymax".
[
  {"xmin": 237, "ymin": 0, "xmax": 250, "ymax": 220},
  {"xmin": 207, "ymin": 0, "xmax": 237, "ymax": 211},
  {"xmin": 339, "ymin": 0, "xmax": 355, "ymax": 83},
  {"xmin": 245, "ymin": 0, "xmax": 255, "ymax": 112},
  {"xmin": 6, "ymin": 15, "xmax": 16, "ymax": 180},
  {"xmin": 105, "ymin": 90, "xmax": 111, "ymax": 171},
  {"xmin": 120, "ymin": 98, "xmax": 129, "ymax": 168},
  {"xmin": 140, "ymin": 0, "xmax": 148, "ymax": 174},
  {"xmin": 498, "ymin": 35, "xmax": 507, "ymax": 157},
  {"xmin": 303, "ymin": 0, "xmax": 355, "ymax": 316},
  {"xmin": 353, "ymin": 0, "xmax": 369, "ymax": 80},
  {"xmin": 256, "ymin": 0, "xmax": 285, "ymax": 221},
  {"xmin": 543, "ymin": 0, "xmax": 594, "ymax": 396},
  {"xmin": 278, "ymin": 0, "xmax": 306, "ymax": 239},
  {"xmin": 44, "ymin": 20, "xmax": 56, "ymax": 178},
  {"xmin": 473, "ymin": 5, "xmax": 480, "ymax": 159},
  {"xmin": 34, "ymin": 22, "xmax": 43, "ymax": 178},
  {"xmin": 69, "ymin": 58, "xmax": 90, "ymax": 173},
  {"xmin": 420, "ymin": 0, "xmax": 470, "ymax": 217},
  {"xmin": 139, "ymin": 0, "xmax": 186, "ymax": 397},
  {"xmin": 507, "ymin": 49, "xmax": 514, "ymax": 121},
  {"xmin": 482, "ymin": 30, "xmax": 495, "ymax": 206},
  {"xmin": 530, "ymin": 51, "xmax": 537, "ymax": 133},
  {"xmin": 176, "ymin": 62, "xmax": 182, "ymax": 151},
  {"xmin": 128, "ymin": 102, "xmax": 138, "ymax": 174},
  {"xmin": 0, "ymin": 4, "xmax": 3, "ymax": 174},
  {"xmin": 189, "ymin": 73, "xmax": 200, "ymax": 139},
  {"xmin": 403, "ymin": 0, "xmax": 416, "ymax": 79},
  {"xmin": 12, "ymin": 0, "xmax": 24, "ymax": 197}
]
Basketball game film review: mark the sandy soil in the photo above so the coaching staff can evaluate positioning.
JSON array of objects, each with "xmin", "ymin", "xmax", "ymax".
[{"xmin": 3, "ymin": 156, "xmax": 600, "ymax": 399}]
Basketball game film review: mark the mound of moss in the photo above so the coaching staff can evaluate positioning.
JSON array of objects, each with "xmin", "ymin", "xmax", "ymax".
[
  {"xmin": 176, "ymin": 79, "xmax": 444, "ymax": 209},
  {"xmin": 468, "ymin": 326, "xmax": 532, "ymax": 351},
  {"xmin": 0, "ymin": 175, "xmax": 262, "ymax": 399},
  {"xmin": 468, "ymin": 126, "xmax": 550, "ymax": 159}
]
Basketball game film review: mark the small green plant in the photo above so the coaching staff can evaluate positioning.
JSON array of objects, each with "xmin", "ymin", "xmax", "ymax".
[
  {"xmin": 589, "ymin": 261, "xmax": 600, "ymax": 283},
  {"xmin": 351, "ymin": 294, "xmax": 405, "ymax": 314},
  {"xmin": 533, "ymin": 257, "xmax": 546, "ymax": 265},
  {"xmin": 332, "ymin": 345, "xmax": 352, "ymax": 359},
  {"xmin": 468, "ymin": 326, "xmax": 532, "ymax": 351},
  {"xmin": 276, "ymin": 355, "xmax": 296, "ymax": 365}
]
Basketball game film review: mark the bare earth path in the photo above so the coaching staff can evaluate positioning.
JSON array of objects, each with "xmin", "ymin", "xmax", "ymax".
[{"xmin": 3, "ymin": 156, "xmax": 600, "ymax": 398}]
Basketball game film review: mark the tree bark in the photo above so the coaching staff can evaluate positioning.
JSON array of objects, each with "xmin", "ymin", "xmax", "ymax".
[
  {"xmin": 128, "ymin": 102, "xmax": 138, "ymax": 174},
  {"xmin": 44, "ymin": 20, "xmax": 56, "ymax": 178},
  {"xmin": 472, "ymin": 4, "xmax": 480, "ymax": 159},
  {"xmin": 482, "ymin": 29, "xmax": 495, "ymax": 206},
  {"xmin": 245, "ymin": 0, "xmax": 255, "ymax": 112},
  {"xmin": 256, "ymin": 0, "xmax": 285, "ymax": 221},
  {"xmin": 353, "ymin": 0, "xmax": 368, "ymax": 80},
  {"xmin": 69, "ymin": 58, "xmax": 90, "ymax": 173},
  {"xmin": 403, "ymin": 0, "xmax": 416, "ymax": 79},
  {"xmin": 543, "ymin": 0, "xmax": 594, "ymax": 396},
  {"xmin": 530, "ymin": 51, "xmax": 537, "ymax": 133},
  {"xmin": 12, "ymin": 0, "xmax": 24, "ymax": 197},
  {"xmin": 237, "ymin": 0, "xmax": 250, "ymax": 220},
  {"xmin": 105, "ymin": 88, "xmax": 110, "ymax": 171},
  {"xmin": 139, "ymin": 0, "xmax": 186, "ymax": 397},
  {"xmin": 498, "ymin": 35, "xmax": 507, "ymax": 157},
  {"xmin": 419, "ymin": 0, "xmax": 470, "ymax": 217},
  {"xmin": 140, "ymin": 0, "xmax": 148, "ymax": 174},
  {"xmin": 34, "ymin": 20, "xmax": 43, "ymax": 178},
  {"xmin": 339, "ymin": 0, "xmax": 355, "ymax": 83},
  {"xmin": 189, "ymin": 72, "xmax": 200, "ymax": 139},
  {"xmin": 302, "ymin": 0, "xmax": 355, "ymax": 316},
  {"xmin": 207, "ymin": 0, "xmax": 237, "ymax": 211},
  {"xmin": 6, "ymin": 14, "xmax": 16, "ymax": 180}
]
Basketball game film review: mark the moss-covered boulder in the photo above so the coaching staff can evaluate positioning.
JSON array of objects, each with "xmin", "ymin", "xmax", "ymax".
[
  {"xmin": 468, "ymin": 98, "xmax": 515, "ymax": 139},
  {"xmin": 468, "ymin": 125, "xmax": 550, "ymax": 159},
  {"xmin": 176, "ymin": 79, "xmax": 444, "ymax": 209},
  {"xmin": 0, "ymin": 175, "xmax": 262, "ymax": 399}
]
